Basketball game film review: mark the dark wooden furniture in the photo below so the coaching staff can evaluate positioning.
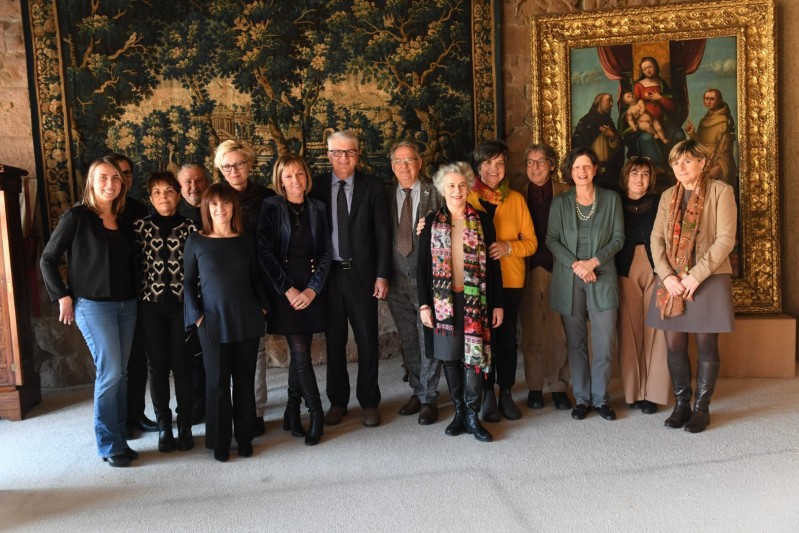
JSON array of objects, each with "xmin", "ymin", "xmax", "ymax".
[{"xmin": 0, "ymin": 164, "xmax": 41, "ymax": 420}]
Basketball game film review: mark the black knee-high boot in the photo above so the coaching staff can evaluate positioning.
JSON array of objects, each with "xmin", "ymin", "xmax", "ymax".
[
  {"xmin": 464, "ymin": 366, "xmax": 493, "ymax": 442},
  {"xmin": 293, "ymin": 346, "xmax": 323, "ymax": 446},
  {"xmin": 685, "ymin": 360, "xmax": 720, "ymax": 433},
  {"xmin": 664, "ymin": 352, "xmax": 692, "ymax": 428},
  {"xmin": 283, "ymin": 359, "xmax": 306, "ymax": 437},
  {"xmin": 443, "ymin": 362, "xmax": 465, "ymax": 436}
]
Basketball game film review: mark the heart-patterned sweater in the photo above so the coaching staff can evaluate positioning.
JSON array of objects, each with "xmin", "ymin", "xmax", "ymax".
[{"xmin": 134, "ymin": 213, "xmax": 197, "ymax": 303}]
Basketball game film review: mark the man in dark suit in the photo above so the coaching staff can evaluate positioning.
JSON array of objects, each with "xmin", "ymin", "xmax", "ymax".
[
  {"xmin": 309, "ymin": 130, "xmax": 391, "ymax": 427},
  {"xmin": 177, "ymin": 162, "xmax": 208, "ymax": 423},
  {"xmin": 385, "ymin": 141, "xmax": 444, "ymax": 425}
]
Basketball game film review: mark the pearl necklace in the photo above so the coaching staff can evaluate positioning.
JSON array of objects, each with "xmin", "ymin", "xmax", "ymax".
[{"xmin": 575, "ymin": 190, "xmax": 597, "ymax": 221}]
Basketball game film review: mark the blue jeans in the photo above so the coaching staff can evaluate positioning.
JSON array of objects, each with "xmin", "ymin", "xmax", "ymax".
[{"xmin": 74, "ymin": 298, "xmax": 137, "ymax": 458}]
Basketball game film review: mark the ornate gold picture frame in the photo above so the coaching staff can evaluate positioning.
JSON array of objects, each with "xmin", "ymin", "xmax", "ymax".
[{"xmin": 531, "ymin": 0, "xmax": 778, "ymax": 313}]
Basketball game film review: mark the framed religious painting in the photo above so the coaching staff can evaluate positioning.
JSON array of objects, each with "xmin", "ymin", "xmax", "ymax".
[{"xmin": 531, "ymin": 0, "xmax": 778, "ymax": 313}]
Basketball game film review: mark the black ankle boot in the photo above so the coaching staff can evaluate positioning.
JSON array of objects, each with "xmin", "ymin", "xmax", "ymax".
[
  {"xmin": 664, "ymin": 352, "xmax": 692, "ymax": 429},
  {"xmin": 443, "ymin": 362, "xmax": 465, "ymax": 436},
  {"xmin": 157, "ymin": 414, "xmax": 175, "ymax": 452},
  {"xmin": 685, "ymin": 360, "xmax": 720, "ymax": 433},
  {"xmin": 158, "ymin": 427, "xmax": 176, "ymax": 452},
  {"xmin": 176, "ymin": 418, "xmax": 194, "ymax": 451},
  {"xmin": 464, "ymin": 366, "xmax": 493, "ymax": 442}
]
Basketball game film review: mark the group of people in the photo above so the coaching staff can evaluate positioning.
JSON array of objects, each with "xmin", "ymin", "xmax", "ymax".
[{"xmin": 39, "ymin": 126, "xmax": 737, "ymax": 467}]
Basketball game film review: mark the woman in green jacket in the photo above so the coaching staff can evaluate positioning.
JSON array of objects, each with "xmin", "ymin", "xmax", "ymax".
[{"xmin": 546, "ymin": 148, "xmax": 625, "ymax": 421}]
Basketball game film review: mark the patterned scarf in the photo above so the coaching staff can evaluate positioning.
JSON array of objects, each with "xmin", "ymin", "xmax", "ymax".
[
  {"xmin": 472, "ymin": 176, "xmax": 509, "ymax": 205},
  {"xmin": 655, "ymin": 177, "xmax": 707, "ymax": 318},
  {"xmin": 430, "ymin": 204, "xmax": 492, "ymax": 373}
]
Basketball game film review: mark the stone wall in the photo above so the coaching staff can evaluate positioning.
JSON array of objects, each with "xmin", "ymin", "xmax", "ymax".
[
  {"xmin": 2, "ymin": 0, "xmax": 798, "ymax": 387},
  {"xmin": 0, "ymin": 0, "xmax": 34, "ymax": 173}
]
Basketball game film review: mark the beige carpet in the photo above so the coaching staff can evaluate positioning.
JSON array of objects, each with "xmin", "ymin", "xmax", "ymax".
[{"xmin": 2, "ymin": 355, "xmax": 799, "ymax": 532}]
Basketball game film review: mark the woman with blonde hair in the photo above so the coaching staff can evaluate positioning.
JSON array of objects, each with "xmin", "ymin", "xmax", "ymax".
[
  {"xmin": 214, "ymin": 139, "xmax": 275, "ymax": 436},
  {"xmin": 257, "ymin": 154, "xmax": 331, "ymax": 446},
  {"xmin": 41, "ymin": 156, "xmax": 139, "ymax": 467}
]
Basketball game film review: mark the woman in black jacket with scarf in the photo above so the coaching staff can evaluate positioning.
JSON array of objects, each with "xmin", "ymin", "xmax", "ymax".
[{"xmin": 257, "ymin": 154, "xmax": 331, "ymax": 446}]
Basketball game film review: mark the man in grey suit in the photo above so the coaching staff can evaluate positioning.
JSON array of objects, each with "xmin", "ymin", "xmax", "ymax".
[{"xmin": 386, "ymin": 141, "xmax": 444, "ymax": 424}]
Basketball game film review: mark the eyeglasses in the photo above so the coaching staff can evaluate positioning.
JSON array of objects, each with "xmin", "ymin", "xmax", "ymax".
[
  {"xmin": 526, "ymin": 159, "xmax": 551, "ymax": 168},
  {"xmin": 391, "ymin": 158, "xmax": 419, "ymax": 165},
  {"xmin": 328, "ymin": 149, "xmax": 358, "ymax": 158},
  {"xmin": 220, "ymin": 161, "xmax": 248, "ymax": 173}
]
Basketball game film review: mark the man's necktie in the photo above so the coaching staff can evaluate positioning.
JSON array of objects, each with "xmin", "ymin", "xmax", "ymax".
[
  {"xmin": 337, "ymin": 180, "xmax": 352, "ymax": 260},
  {"xmin": 397, "ymin": 188, "xmax": 413, "ymax": 256}
]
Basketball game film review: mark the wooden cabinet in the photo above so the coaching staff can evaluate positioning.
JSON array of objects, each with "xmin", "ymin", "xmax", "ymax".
[{"xmin": 0, "ymin": 164, "xmax": 40, "ymax": 420}]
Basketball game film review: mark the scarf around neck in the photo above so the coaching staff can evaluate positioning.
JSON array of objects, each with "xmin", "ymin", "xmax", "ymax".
[
  {"xmin": 430, "ymin": 204, "xmax": 492, "ymax": 373},
  {"xmin": 655, "ymin": 177, "xmax": 707, "ymax": 318},
  {"xmin": 472, "ymin": 176, "xmax": 509, "ymax": 205}
]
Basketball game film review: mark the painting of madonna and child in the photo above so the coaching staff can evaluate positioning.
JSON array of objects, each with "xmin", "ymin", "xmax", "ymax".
[{"xmin": 570, "ymin": 37, "xmax": 738, "ymax": 198}]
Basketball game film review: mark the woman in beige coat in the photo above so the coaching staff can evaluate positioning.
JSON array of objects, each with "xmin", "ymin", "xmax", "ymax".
[{"xmin": 646, "ymin": 140, "xmax": 737, "ymax": 433}]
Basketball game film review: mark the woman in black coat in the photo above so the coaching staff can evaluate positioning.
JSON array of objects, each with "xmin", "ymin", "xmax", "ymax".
[
  {"xmin": 184, "ymin": 183, "xmax": 269, "ymax": 462},
  {"xmin": 257, "ymin": 154, "xmax": 331, "ymax": 446},
  {"xmin": 417, "ymin": 162, "xmax": 504, "ymax": 443}
]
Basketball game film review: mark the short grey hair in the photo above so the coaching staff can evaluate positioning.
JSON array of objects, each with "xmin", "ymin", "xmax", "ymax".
[
  {"xmin": 179, "ymin": 163, "xmax": 208, "ymax": 176},
  {"xmin": 388, "ymin": 140, "xmax": 420, "ymax": 159},
  {"xmin": 327, "ymin": 130, "xmax": 360, "ymax": 149},
  {"xmin": 432, "ymin": 161, "xmax": 475, "ymax": 196}
]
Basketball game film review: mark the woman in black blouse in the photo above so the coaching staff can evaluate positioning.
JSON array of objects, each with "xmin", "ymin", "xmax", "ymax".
[
  {"xmin": 615, "ymin": 157, "xmax": 669, "ymax": 414},
  {"xmin": 40, "ymin": 157, "xmax": 139, "ymax": 467},
  {"xmin": 134, "ymin": 171, "xmax": 197, "ymax": 453},
  {"xmin": 184, "ymin": 183, "xmax": 269, "ymax": 462},
  {"xmin": 257, "ymin": 154, "xmax": 331, "ymax": 446}
]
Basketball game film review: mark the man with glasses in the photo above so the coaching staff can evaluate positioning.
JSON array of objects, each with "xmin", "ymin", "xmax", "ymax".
[
  {"xmin": 385, "ymin": 141, "xmax": 443, "ymax": 425},
  {"xmin": 518, "ymin": 144, "xmax": 572, "ymax": 412},
  {"xmin": 108, "ymin": 153, "xmax": 158, "ymax": 437},
  {"xmin": 310, "ymin": 130, "xmax": 391, "ymax": 427}
]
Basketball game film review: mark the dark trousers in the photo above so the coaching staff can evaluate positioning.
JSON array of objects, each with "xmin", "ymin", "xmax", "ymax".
[
  {"xmin": 187, "ymin": 329, "xmax": 205, "ymax": 412},
  {"xmin": 139, "ymin": 300, "xmax": 192, "ymax": 426},
  {"xmin": 325, "ymin": 267, "xmax": 381, "ymax": 409},
  {"xmin": 126, "ymin": 319, "xmax": 148, "ymax": 420},
  {"xmin": 197, "ymin": 323, "xmax": 258, "ymax": 451},
  {"xmin": 486, "ymin": 288, "xmax": 523, "ymax": 390}
]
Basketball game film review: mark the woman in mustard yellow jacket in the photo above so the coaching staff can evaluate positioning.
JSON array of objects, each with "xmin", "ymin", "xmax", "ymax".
[
  {"xmin": 647, "ymin": 140, "xmax": 736, "ymax": 433},
  {"xmin": 467, "ymin": 140, "xmax": 538, "ymax": 422}
]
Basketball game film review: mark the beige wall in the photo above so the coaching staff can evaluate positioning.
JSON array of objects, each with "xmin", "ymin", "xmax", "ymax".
[{"xmin": 2, "ymin": 0, "xmax": 798, "ymax": 318}]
